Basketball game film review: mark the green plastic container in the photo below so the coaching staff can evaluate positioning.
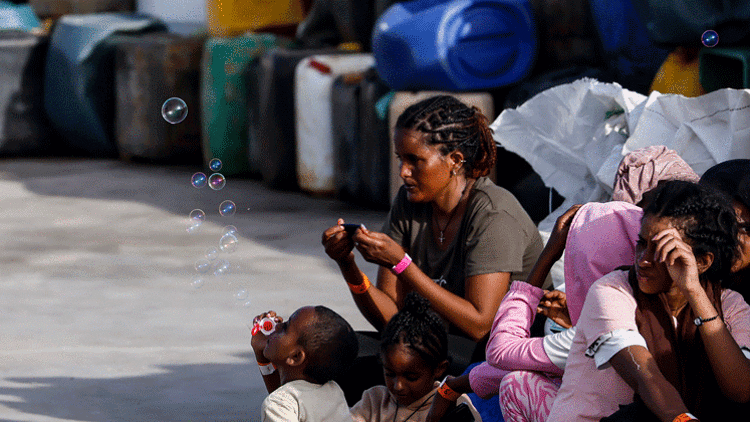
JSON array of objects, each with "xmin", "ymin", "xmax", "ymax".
[
  {"xmin": 700, "ymin": 47, "xmax": 750, "ymax": 93},
  {"xmin": 200, "ymin": 33, "xmax": 291, "ymax": 176}
]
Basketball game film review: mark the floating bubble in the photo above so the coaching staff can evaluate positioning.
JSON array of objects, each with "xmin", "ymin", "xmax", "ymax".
[
  {"xmin": 223, "ymin": 225, "xmax": 238, "ymax": 236},
  {"xmin": 191, "ymin": 172, "xmax": 207, "ymax": 188},
  {"xmin": 235, "ymin": 289, "xmax": 249, "ymax": 300},
  {"xmin": 209, "ymin": 158, "xmax": 222, "ymax": 172},
  {"xmin": 205, "ymin": 247, "xmax": 219, "ymax": 261},
  {"xmin": 186, "ymin": 223, "xmax": 200, "ymax": 234},
  {"xmin": 191, "ymin": 278, "xmax": 205, "ymax": 289},
  {"xmin": 219, "ymin": 233, "xmax": 238, "ymax": 253},
  {"xmin": 702, "ymin": 30, "xmax": 719, "ymax": 48},
  {"xmin": 208, "ymin": 173, "xmax": 226, "ymax": 190},
  {"xmin": 195, "ymin": 259, "xmax": 211, "ymax": 274},
  {"xmin": 219, "ymin": 200, "xmax": 236, "ymax": 217},
  {"xmin": 243, "ymin": 300, "xmax": 253, "ymax": 308},
  {"xmin": 213, "ymin": 259, "xmax": 231, "ymax": 276},
  {"xmin": 189, "ymin": 209, "xmax": 205, "ymax": 225},
  {"xmin": 162, "ymin": 97, "xmax": 188, "ymax": 124}
]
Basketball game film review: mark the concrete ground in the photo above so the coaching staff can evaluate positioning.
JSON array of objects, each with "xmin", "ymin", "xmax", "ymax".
[{"xmin": 0, "ymin": 158, "xmax": 387, "ymax": 422}]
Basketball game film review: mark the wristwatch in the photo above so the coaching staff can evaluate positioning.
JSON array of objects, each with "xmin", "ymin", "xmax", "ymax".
[{"xmin": 694, "ymin": 315, "xmax": 719, "ymax": 326}]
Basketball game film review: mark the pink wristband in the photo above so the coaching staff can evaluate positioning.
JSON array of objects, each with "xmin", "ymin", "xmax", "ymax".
[{"xmin": 391, "ymin": 253, "xmax": 412, "ymax": 275}]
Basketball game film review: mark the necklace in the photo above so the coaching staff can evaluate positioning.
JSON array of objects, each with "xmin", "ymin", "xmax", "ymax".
[
  {"xmin": 433, "ymin": 180, "xmax": 473, "ymax": 245},
  {"xmin": 392, "ymin": 392, "xmax": 435, "ymax": 422}
]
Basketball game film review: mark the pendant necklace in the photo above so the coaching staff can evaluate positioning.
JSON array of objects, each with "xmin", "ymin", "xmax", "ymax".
[
  {"xmin": 433, "ymin": 180, "xmax": 471, "ymax": 245},
  {"xmin": 392, "ymin": 392, "xmax": 435, "ymax": 422}
]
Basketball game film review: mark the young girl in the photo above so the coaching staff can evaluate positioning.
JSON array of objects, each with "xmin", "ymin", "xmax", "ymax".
[
  {"xmin": 350, "ymin": 293, "xmax": 482, "ymax": 422},
  {"xmin": 547, "ymin": 180, "xmax": 750, "ymax": 422}
]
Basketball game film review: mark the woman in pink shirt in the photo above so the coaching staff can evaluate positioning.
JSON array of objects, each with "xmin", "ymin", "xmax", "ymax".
[{"xmin": 548, "ymin": 180, "xmax": 750, "ymax": 422}]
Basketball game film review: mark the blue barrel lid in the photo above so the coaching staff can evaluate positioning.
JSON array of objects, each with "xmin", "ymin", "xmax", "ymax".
[{"xmin": 373, "ymin": 0, "xmax": 537, "ymax": 91}]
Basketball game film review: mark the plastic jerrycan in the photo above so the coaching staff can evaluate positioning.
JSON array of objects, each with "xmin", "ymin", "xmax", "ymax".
[{"xmin": 372, "ymin": 0, "xmax": 537, "ymax": 91}]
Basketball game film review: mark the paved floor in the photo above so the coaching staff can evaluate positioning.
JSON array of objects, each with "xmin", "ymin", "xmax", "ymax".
[{"xmin": 0, "ymin": 158, "xmax": 387, "ymax": 422}]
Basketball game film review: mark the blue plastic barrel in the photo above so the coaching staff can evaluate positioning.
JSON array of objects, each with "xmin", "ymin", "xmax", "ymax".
[
  {"xmin": 589, "ymin": 0, "xmax": 669, "ymax": 94},
  {"xmin": 372, "ymin": 0, "xmax": 536, "ymax": 91}
]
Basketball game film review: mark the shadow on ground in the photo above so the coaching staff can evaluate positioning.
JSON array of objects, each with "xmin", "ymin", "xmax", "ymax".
[{"xmin": 0, "ymin": 353, "xmax": 265, "ymax": 422}]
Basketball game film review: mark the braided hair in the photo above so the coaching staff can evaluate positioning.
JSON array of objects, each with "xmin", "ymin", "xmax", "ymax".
[
  {"xmin": 643, "ymin": 180, "xmax": 739, "ymax": 283},
  {"xmin": 396, "ymin": 95, "xmax": 496, "ymax": 179},
  {"xmin": 380, "ymin": 292, "xmax": 448, "ymax": 370}
]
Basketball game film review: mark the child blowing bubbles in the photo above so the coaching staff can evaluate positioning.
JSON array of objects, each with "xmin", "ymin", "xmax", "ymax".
[
  {"xmin": 351, "ymin": 293, "xmax": 481, "ymax": 422},
  {"xmin": 251, "ymin": 306, "xmax": 358, "ymax": 422}
]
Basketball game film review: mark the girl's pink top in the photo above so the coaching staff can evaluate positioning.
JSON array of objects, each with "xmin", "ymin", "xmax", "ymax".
[
  {"xmin": 485, "ymin": 281, "xmax": 563, "ymax": 375},
  {"xmin": 564, "ymin": 201, "xmax": 642, "ymax": 325}
]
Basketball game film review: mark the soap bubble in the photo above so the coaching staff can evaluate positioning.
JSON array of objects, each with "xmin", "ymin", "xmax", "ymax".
[
  {"xmin": 223, "ymin": 225, "xmax": 238, "ymax": 236},
  {"xmin": 208, "ymin": 173, "xmax": 226, "ymax": 190},
  {"xmin": 219, "ymin": 233, "xmax": 238, "ymax": 253},
  {"xmin": 219, "ymin": 200, "xmax": 236, "ymax": 217},
  {"xmin": 191, "ymin": 172, "xmax": 207, "ymax": 188},
  {"xmin": 205, "ymin": 247, "xmax": 218, "ymax": 260},
  {"xmin": 191, "ymin": 277, "xmax": 205, "ymax": 289},
  {"xmin": 186, "ymin": 224, "xmax": 200, "ymax": 234},
  {"xmin": 189, "ymin": 209, "xmax": 205, "ymax": 225},
  {"xmin": 209, "ymin": 158, "xmax": 222, "ymax": 172},
  {"xmin": 162, "ymin": 97, "xmax": 188, "ymax": 124},
  {"xmin": 195, "ymin": 259, "xmax": 211, "ymax": 274},
  {"xmin": 243, "ymin": 301, "xmax": 253, "ymax": 308},
  {"xmin": 702, "ymin": 30, "xmax": 719, "ymax": 48},
  {"xmin": 235, "ymin": 289, "xmax": 249, "ymax": 300},
  {"xmin": 213, "ymin": 259, "xmax": 231, "ymax": 276}
]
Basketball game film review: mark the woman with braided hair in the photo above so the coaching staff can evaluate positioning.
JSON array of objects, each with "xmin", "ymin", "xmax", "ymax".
[
  {"xmin": 322, "ymin": 95, "xmax": 545, "ymax": 402},
  {"xmin": 547, "ymin": 180, "xmax": 750, "ymax": 422}
]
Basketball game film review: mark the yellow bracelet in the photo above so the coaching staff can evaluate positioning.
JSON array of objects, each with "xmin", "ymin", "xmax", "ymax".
[
  {"xmin": 437, "ymin": 376, "xmax": 460, "ymax": 401},
  {"xmin": 348, "ymin": 272, "xmax": 371, "ymax": 294}
]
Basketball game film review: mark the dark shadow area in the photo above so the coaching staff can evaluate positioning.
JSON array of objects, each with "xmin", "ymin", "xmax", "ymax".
[{"xmin": 0, "ymin": 353, "xmax": 266, "ymax": 422}]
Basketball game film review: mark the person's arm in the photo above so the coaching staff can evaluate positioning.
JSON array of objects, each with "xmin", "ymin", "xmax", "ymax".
[
  {"xmin": 609, "ymin": 345, "xmax": 691, "ymax": 422},
  {"xmin": 485, "ymin": 281, "xmax": 562, "ymax": 374},
  {"xmin": 527, "ymin": 204, "xmax": 582, "ymax": 288},
  {"xmin": 683, "ymin": 286, "xmax": 750, "ymax": 402},
  {"xmin": 250, "ymin": 312, "xmax": 281, "ymax": 394},
  {"xmin": 322, "ymin": 219, "xmax": 401, "ymax": 331},
  {"xmin": 353, "ymin": 225, "xmax": 509, "ymax": 341},
  {"xmin": 655, "ymin": 228, "xmax": 750, "ymax": 403},
  {"xmin": 425, "ymin": 375, "xmax": 473, "ymax": 422}
]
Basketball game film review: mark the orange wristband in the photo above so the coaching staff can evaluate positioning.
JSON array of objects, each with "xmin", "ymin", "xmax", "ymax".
[
  {"xmin": 673, "ymin": 413, "xmax": 699, "ymax": 422},
  {"xmin": 348, "ymin": 272, "xmax": 371, "ymax": 294},
  {"xmin": 437, "ymin": 376, "xmax": 460, "ymax": 401}
]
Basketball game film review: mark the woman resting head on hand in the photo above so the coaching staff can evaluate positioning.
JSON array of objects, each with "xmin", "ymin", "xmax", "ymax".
[{"xmin": 547, "ymin": 180, "xmax": 750, "ymax": 422}]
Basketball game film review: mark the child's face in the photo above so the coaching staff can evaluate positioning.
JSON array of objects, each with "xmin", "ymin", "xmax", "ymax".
[
  {"xmin": 382, "ymin": 343, "xmax": 439, "ymax": 407},
  {"xmin": 263, "ymin": 306, "xmax": 316, "ymax": 364}
]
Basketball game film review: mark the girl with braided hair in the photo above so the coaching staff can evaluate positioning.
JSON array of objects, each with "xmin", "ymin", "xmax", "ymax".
[
  {"xmin": 351, "ymin": 292, "xmax": 481, "ymax": 422},
  {"xmin": 322, "ymin": 95, "xmax": 544, "ymax": 348},
  {"xmin": 547, "ymin": 180, "xmax": 750, "ymax": 422}
]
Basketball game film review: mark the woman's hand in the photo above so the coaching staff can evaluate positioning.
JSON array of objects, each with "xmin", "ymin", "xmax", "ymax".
[
  {"xmin": 353, "ymin": 225, "xmax": 406, "ymax": 268},
  {"xmin": 652, "ymin": 228, "xmax": 703, "ymax": 293},
  {"xmin": 249, "ymin": 311, "xmax": 282, "ymax": 364},
  {"xmin": 545, "ymin": 204, "xmax": 583, "ymax": 260},
  {"xmin": 322, "ymin": 218, "xmax": 355, "ymax": 264},
  {"xmin": 537, "ymin": 290, "xmax": 572, "ymax": 329}
]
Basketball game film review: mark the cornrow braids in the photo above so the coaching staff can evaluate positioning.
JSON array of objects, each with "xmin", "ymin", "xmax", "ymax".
[
  {"xmin": 644, "ymin": 180, "xmax": 739, "ymax": 284},
  {"xmin": 396, "ymin": 95, "xmax": 497, "ymax": 178},
  {"xmin": 380, "ymin": 292, "xmax": 448, "ymax": 369}
]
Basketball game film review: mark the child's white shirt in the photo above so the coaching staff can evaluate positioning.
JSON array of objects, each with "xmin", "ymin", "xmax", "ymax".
[{"xmin": 262, "ymin": 380, "xmax": 352, "ymax": 422}]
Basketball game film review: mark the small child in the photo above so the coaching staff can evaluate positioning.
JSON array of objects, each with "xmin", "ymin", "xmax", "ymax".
[
  {"xmin": 251, "ymin": 306, "xmax": 358, "ymax": 422},
  {"xmin": 350, "ymin": 293, "xmax": 481, "ymax": 422}
]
